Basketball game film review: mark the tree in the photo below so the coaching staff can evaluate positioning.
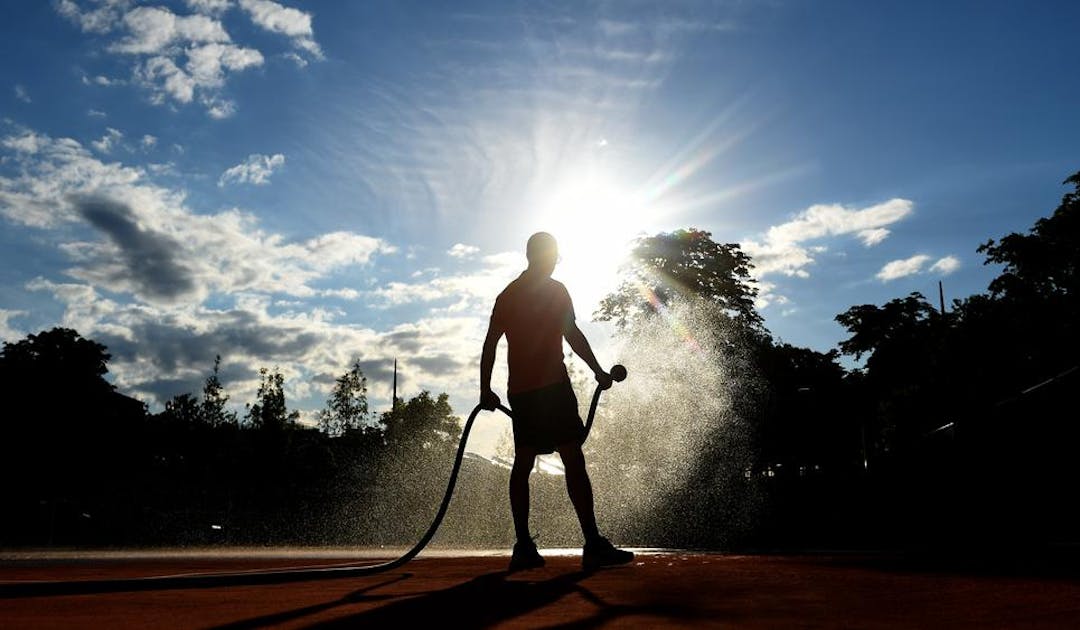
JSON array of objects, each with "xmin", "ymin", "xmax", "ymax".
[
  {"xmin": 835, "ymin": 292, "xmax": 938, "ymax": 365},
  {"xmin": 0, "ymin": 327, "xmax": 114, "ymax": 396},
  {"xmin": 200, "ymin": 355, "xmax": 237, "ymax": 427},
  {"xmin": 318, "ymin": 360, "xmax": 370, "ymax": 437},
  {"xmin": 246, "ymin": 367, "xmax": 300, "ymax": 430},
  {"xmin": 596, "ymin": 228, "xmax": 763, "ymax": 331},
  {"xmin": 162, "ymin": 392, "xmax": 201, "ymax": 424},
  {"xmin": 755, "ymin": 341, "xmax": 858, "ymax": 472},
  {"xmin": 978, "ymin": 171, "xmax": 1080, "ymax": 303},
  {"xmin": 973, "ymin": 170, "xmax": 1080, "ymax": 377},
  {"xmin": 379, "ymin": 391, "xmax": 461, "ymax": 452}
]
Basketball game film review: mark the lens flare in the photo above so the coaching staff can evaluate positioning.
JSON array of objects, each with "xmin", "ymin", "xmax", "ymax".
[{"xmin": 634, "ymin": 280, "xmax": 702, "ymax": 353}]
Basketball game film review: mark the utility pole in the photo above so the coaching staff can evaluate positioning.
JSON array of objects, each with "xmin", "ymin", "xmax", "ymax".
[
  {"xmin": 392, "ymin": 358, "xmax": 398, "ymax": 412},
  {"xmin": 938, "ymin": 280, "xmax": 946, "ymax": 315}
]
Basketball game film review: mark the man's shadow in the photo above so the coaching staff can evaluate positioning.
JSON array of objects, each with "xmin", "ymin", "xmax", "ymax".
[{"xmin": 218, "ymin": 568, "xmax": 698, "ymax": 629}]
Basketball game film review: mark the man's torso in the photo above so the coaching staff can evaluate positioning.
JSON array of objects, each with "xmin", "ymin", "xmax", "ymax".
[{"xmin": 492, "ymin": 273, "xmax": 574, "ymax": 394}]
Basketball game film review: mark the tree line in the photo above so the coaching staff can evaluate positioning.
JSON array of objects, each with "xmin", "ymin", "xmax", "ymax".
[{"xmin": 1, "ymin": 169, "xmax": 1076, "ymax": 550}]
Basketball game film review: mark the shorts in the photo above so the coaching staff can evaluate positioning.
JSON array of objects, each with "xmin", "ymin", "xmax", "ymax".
[{"xmin": 508, "ymin": 380, "xmax": 584, "ymax": 455}]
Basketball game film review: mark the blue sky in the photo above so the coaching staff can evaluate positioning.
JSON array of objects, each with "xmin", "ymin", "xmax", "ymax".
[{"xmin": 1, "ymin": 1, "xmax": 1078, "ymax": 452}]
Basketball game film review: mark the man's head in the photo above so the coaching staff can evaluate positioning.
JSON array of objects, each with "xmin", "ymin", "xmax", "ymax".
[{"xmin": 526, "ymin": 232, "xmax": 558, "ymax": 276}]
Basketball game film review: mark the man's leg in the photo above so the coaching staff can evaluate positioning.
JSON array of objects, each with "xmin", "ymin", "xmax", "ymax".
[
  {"xmin": 556, "ymin": 442, "xmax": 600, "ymax": 542},
  {"xmin": 510, "ymin": 445, "xmax": 538, "ymax": 543},
  {"xmin": 508, "ymin": 444, "xmax": 545, "ymax": 571},
  {"xmin": 557, "ymin": 441, "xmax": 634, "ymax": 569}
]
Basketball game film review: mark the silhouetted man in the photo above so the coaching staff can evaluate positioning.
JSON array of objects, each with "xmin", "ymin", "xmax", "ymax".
[{"xmin": 481, "ymin": 232, "xmax": 634, "ymax": 571}]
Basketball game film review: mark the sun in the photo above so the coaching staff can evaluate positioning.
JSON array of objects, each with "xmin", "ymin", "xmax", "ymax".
[{"xmin": 536, "ymin": 170, "xmax": 657, "ymax": 312}]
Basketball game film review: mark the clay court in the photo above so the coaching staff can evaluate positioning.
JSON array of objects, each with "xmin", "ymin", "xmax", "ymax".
[{"xmin": 3, "ymin": 549, "xmax": 1080, "ymax": 628}]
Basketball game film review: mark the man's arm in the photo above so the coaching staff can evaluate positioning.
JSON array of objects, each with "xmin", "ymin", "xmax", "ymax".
[
  {"xmin": 479, "ymin": 324, "xmax": 503, "ymax": 410},
  {"xmin": 565, "ymin": 321, "xmax": 613, "ymax": 389}
]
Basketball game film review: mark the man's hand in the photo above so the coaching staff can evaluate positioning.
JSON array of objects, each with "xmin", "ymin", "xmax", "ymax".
[
  {"xmin": 594, "ymin": 369, "xmax": 613, "ymax": 391},
  {"xmin": 480, "ymin": 388, "xmax": 501, "ymax": 411}
]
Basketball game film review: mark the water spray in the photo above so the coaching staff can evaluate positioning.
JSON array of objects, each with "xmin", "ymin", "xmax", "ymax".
[{"xmin": 0, "ymin": 367, "xmax": 628, "ymax": 597}]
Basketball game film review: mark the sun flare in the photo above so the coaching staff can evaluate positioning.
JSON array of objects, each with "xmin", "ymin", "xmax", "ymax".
[{"xmin": 536, "ymin": 171, "xmax": 659, "ymax": 312}]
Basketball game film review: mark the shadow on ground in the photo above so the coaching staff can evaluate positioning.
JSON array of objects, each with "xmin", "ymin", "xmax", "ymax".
[{"xmin": 216, "ymin": 569, "xmax": 703, "ymax": 629}]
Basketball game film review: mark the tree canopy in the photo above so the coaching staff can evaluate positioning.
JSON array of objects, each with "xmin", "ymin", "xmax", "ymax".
[
  {"xmin": 979, "ymin": 171, "xmax": 1080, "ymax": 303},
  {"xmin": 245, "ymin": 367, "xmax": 300, "ymax": 430},
  {"xmin": 318, "ymin": 360, "xmax": 370, "ymax": 436},
  {"xmin": 0, "ymin": 327, "xmax": 113, "ymax": 395},
  {"xmin": 596, "ymin": 228, "xmax": 762, "ymax": 331},
  {"xmin": 380, "ymin": 390, "xmax": 461, "ymax": 452}
]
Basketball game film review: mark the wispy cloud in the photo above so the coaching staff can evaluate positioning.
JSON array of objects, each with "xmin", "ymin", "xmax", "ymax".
[
  {"xmin": 218, "ymin": 153, "xmax": 285, "ymax": 186},
  {"xmin": 13, "ymin": 84, "xmax": 31, "ymax": 103},
  {"xmin": 328, "ymin": 3, "xmax": 724, "ymax": 226}
]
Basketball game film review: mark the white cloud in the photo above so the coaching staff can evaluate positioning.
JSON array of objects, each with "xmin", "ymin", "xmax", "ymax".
[
  {"xmin": 186, "ymin": 0, "xmax": 232, "ymax": 16},
  {"xmin": 0, "ymin": 129, "xmax": 392, "ymax": 304},
  {"xmin": 141, "ymin": 134, "xmax": 157, "ymax": 149},
  {"xmin": 876, "ymin": 254, "xmax": 931, "ymax": 282},
  {"xmin": 91, "ymin": 127, "xmax": 124, "ymax": 153},
  {"xmin": 59, "ymin": 3, "xmax": 277, "ymax": 118},
  {"xmin": 56, "ymin": 0, "xmax": 126, "ymax": 34},
  {"xmin": 857, "ymin": 227, "xmax": 890, "ymax": 246},
  {"xmin": 753, "ymin": 281, "xmax": 790, "ymax": 310},
  {"xmin": 2, "ymin": 131, "xmax": 46, "ymax": 154},
  {"xmin": 82, "ymin": 74, "xmax": 122, "ymax": 87},
  {"xmin": 370, "ymin": 252, "xmax": 519, "ymax": 313},
  {"xmin": 23, "ymin": 276, "xmax": 484, "ymax": 427},
  {"xmin": 741, "ymin": 198, "xmax": 914, "ymax": 279},
  {"xmin": 14, "ymin": 84, "xmax": 32, "ymax": 103},
  {"xmin": 88, "ymin": 109, "xmax": 107, "ymax": 118},
  {"xmin": 282, "ymin": 52, "xmax": 307, "ymax": 67},
  {"xmin": 111, "ymin": 6, "xmax": 230, "ymax": 55},
  {"xmin": 218, "ymin": 153, "xmax": 286, "ymax": 186},
  {"xmin": 301, "ymin": 231, "xmax": 392, "ymax": 270},
  {"xmin": 0, "ymin": 309, "xmax": 26, "ymax": 342},
  {"xmin": 874, "ymin": 254, "xmax": 960, "ymax": 282},
  {"xmin": 137, "ymin": 55, "xmax": 195, "ymax": 103},
  {"xmin": 238, "ymin": 0, "xmax": 323, "ymax": 59},
  {"xmin": 321, "ymin": 288, "xmax": 360, "ymax": 300},
  {"xmin": 135, "ymin": 44, "xmax": 263, "ymax": 115},
  {"xmin": 448, "ymin": 243, "xmax": 480, "ymax": 259},
  {"xmin": 186, "ymin": 42, "xmax": 264, "ymax": 86},
  {"xmin": 204, "ymin": 97, "xmax": 237, "ymax": 119},
  {"xmin": 929, "ymin": 255, "xmax": 960, "ymax": 275}
]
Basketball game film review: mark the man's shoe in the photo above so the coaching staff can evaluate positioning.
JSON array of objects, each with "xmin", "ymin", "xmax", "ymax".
[
  {"xmin": 582, "ymin": 537, "xmax": 634, "ymax": 570},
  {"xmin": 508, "ymin": 539, "xmax": 545, "ymax": 572}
]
